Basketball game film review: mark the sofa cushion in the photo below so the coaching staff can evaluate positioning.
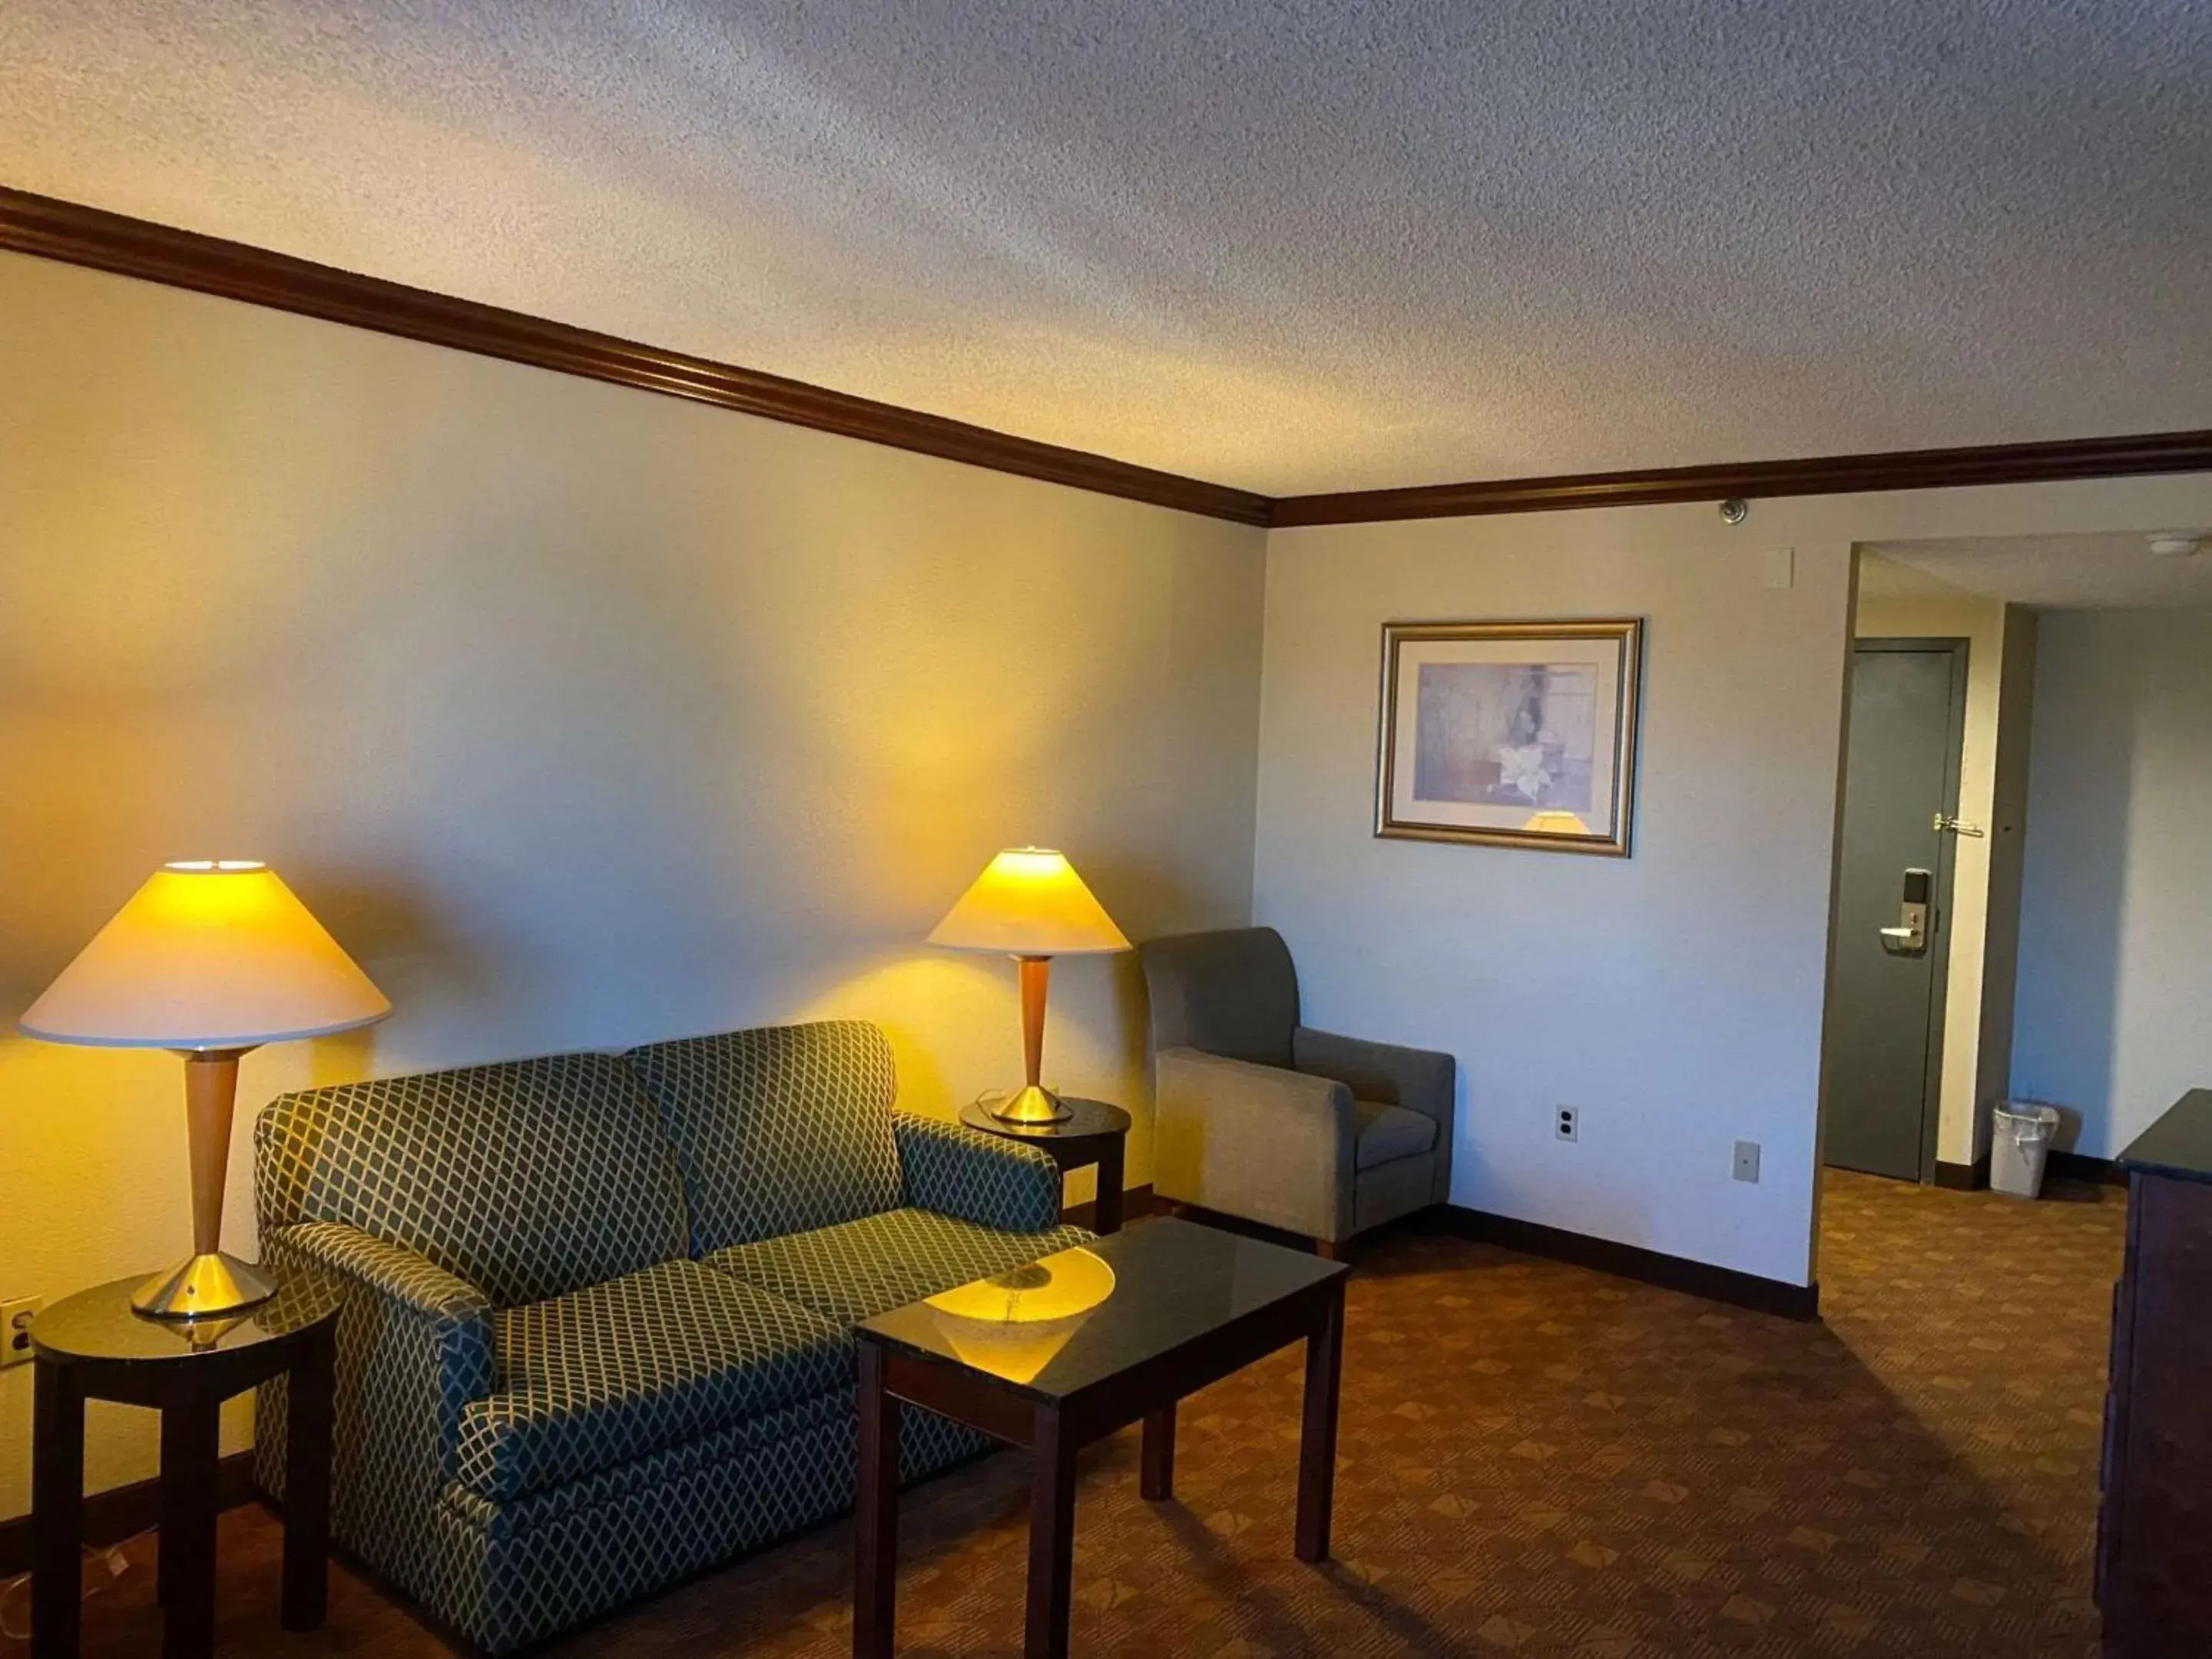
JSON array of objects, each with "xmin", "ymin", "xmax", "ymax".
[
  {"xmin": 1353, "ymin": 1100, "xmax": 1438, "ymax": 1170},
  {"xmin": 455, "ymin": 1260, "xmax": 849, "ymax": 1502},
  {"xmin": 707, "ymin": 1207, "xmax": 1093, "ymax": 1326},
  {"xmin": 625, "ymin": 1021, "xmax": 904, "ymax": 1254},
  {"xmin": 256, "ymin": 1052, "xmax": 689, "ymax": 1307}
]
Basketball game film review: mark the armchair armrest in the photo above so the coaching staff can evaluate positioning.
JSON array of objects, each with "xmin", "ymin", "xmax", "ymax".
[
  {"xmin": 1293, "ymin": 1027, "xmax": 1455, "ymax": 1124},
  {"xmin": 895, "ymin": 1111, "xmax": 1064, "ymax": 1233},
  {"xmin": 1153, "ymin": 1046, "xmax": 1357, "ymax": 1241},
  {"xmin": 1293, "ymin": 1027, "xmax": 1456, "ymax": 1207}
]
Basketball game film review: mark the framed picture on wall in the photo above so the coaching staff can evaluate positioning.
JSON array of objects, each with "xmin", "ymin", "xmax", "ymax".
[{"xmin": 1375, "ymin": 618, "xmax": 1644, "ymax": 856}]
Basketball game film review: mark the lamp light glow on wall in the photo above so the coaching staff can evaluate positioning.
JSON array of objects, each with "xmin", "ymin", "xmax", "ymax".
[
  {"xmin": 928, "ymin": 848, "xmax": 1130, "ymax": 1124},
  {"xmin": 19, "ymin": 861, "xmax": 391, "ymax": 1320}
]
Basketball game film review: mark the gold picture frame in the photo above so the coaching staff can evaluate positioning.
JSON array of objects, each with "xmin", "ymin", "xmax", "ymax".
[{"xmin": 1375, "ymin": 618, "xmax": 1644, "ymax": 856}]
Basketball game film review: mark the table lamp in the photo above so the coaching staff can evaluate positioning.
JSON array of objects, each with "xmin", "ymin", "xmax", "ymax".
[
  {"xmin": 928, "ymin": 848, "xmax": 1129, "ymax": 1124},
  {"xmin": 19, "ymin": 861, "xmax": 391, "ymax": 1320}
]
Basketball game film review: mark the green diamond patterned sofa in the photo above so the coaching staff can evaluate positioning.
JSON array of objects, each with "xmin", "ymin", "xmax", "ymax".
[{"xmin": 250, "ymin": 1018, "xmax": 1086, "ymax": 1654}]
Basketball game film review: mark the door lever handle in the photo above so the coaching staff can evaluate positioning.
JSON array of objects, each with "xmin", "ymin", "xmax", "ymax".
[{"xmin": 1933, "ymin": 813, "xmax": 1984, "ymax": 837}]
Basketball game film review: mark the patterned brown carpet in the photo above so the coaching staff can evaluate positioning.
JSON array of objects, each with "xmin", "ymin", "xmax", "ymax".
[{"xmin": 6, "ymin": 1171, "xmax": 2125, "ymax": 1657}]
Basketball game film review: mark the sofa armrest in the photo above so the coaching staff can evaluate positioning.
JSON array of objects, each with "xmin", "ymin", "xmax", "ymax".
[
  {"xmin": 1153, "ymin": 1046, "xmax": 1356, "ymax": 1241},
  {"xmin": 895, "ymin": 1111, "xmax": 1064, "ymax": 1233},
  {"xmin": 1293, "ymin": 1027, "xmax": 1455, "ymax": 1125},
  {"xmin": 257, "ymin": 1220, "xmax": 492, "ymax": 1492},
  {"xmin": 276, "ymin": 1219, "xmax": 493, "ymax": 1324}
]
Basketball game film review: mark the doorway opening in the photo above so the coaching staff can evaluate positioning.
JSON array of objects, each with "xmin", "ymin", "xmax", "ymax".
[{"xmin": 1820, "ymin": 548, "xmax": 2045, "ymax": 1194}]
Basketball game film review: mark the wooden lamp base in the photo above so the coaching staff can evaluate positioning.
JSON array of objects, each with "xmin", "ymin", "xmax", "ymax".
[
  {"xmin": 134, "ymin": 1048, "xmax": 273, "ymax": 1321},
  {"xmin": 985, "ymin": 956, "xmax": 1074, "ymax": 1125}
]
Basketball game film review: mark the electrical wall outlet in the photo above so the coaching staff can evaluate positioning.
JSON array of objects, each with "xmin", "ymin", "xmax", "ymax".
[
  {"xmin": 2, "ymin": 1296, "xmax": 44, "ymax": 1368},
  {"xmin": 1555, "ymin": 1106, "xmax": 1579, "ymax": 1142},
  {"xmin": 1733, "ymin": 1141, "xmax": 1762, "ymax": 1184}
]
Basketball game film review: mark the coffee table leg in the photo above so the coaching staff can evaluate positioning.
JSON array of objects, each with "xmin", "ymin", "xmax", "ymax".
[
  {"xmin": 1026, "ymin": 1405, "xmax": 1078, "ymax": 1659},
  {"xmin": 31, "ymin": 1357, "xmax": 84, "ymax": 1659},
  {"xmin": 1295, "ymin": 1283, "xmax": 1345, "ymax": 1565},
  {"xmin": 853, "ymin": 1340, "xmax": 900, "ymax": 1659},
  {"xmin": 159, "ymin": 1389, "xmax": 222, "ymax": 1659},
  {"xmin": 283, "ymin": 1326, "xmax": 336, "ymax": 1630},
  {"xmin": 1093, "ymin": 1140, "xmax": 1125, "ymax": 1234},
  {"xmin": 1140, "ymin": 1404, "xmax": 1175, "ymax": 1501}
]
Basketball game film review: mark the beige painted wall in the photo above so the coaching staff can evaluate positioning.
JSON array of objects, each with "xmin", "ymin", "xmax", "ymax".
[
  {"xmin": 2015, "ymin": 611, "xmax": 2212, "ymax": 1157},
  {"xmin": 1253, "ymin": 475, "xmax": 2212, "ymax": 1289},
  {"xmin": 0, "ymin": 250, "xmax": 1267, "ymax": 1518},
  {"xmin": 1852, "ymin": 570, "xmax": 2038, "ymax": 1167}
]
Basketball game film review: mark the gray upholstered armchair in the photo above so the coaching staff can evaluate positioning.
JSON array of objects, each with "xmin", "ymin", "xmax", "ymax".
[{"xmin": 1138, "ymin": 927, "xmax": 1454, "ymax": 1255}]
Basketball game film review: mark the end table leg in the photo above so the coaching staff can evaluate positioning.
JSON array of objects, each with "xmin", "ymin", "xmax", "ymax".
[
  {"xmin": 1094, "ymin": 1140, "xmax": 1126, "ymax": 1235},
  {"xmin": 1026, "ymin": 1406, "xmax": 1078, "ymax": 1659},
  {"xmin": 31, "ymin": 1358, "xmax": 84, "ymax": 1659},
  {"xmin": 159, "ymin": 1390, "xmax": 222, "ymax": 1659},
  {"xmin": 1295, "ymin": 1284, "xmax": 1345, "ymax": 1565},
  {"xmin": 1140, "ymin": 1404, "xmax": 1175, "ymax": 1502},
  {"xmin": 283, "ymin": 1324, "xmax": 336, "ymax": 1630},
  {"xmin": 853, "ymin": 1340, "xmax": 900, "ymax": 1659}
]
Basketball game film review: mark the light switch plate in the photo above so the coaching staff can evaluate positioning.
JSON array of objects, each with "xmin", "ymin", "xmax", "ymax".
[
  {"xmin": 1760, "ymin": 547, "xmax": 1796, "ymax": 590},
  {"xmin": 1732, "ymin": 1141, "xmax": 1761, "ymax": 1183}
]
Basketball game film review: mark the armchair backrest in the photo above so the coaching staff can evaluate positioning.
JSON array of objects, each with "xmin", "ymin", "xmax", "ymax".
[
  {"xmin": 1137, "ymin": 926, "xmax": 1300, "ymax": 1068},
  {"xmin": 256, "ymin": 1052, "xmax": 689, "ymax": 1308},
  {"xmin": 624, "ymin": 1018, "xmax": 902, "ymax": 1255}
]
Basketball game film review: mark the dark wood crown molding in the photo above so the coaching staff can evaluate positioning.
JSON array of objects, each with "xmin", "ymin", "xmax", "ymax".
[
  {"xmin": 0, "ymin": 186, "xmax": 1272, "ymax": 527},
  {"xmin": 7, "ymin": 186, "xmax": 2208, "ymax": 530},
  {"xmin": 1270, "ymin": 430, "xmax": 2212, "ymax": 525}
]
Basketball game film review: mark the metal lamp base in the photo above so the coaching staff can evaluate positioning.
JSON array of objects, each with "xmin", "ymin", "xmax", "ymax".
[
  {"xmin": 989, "ymin": 1084, "xmax": 1073, "ymax": 1126},
  {"xmin": 132, "ymin": 1250, "xmax": 277, "ymax": 1322}
]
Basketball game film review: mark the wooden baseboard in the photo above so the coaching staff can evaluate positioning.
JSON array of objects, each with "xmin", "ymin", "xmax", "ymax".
[
  {"xmin": 1438, "ymin": 1207, "xmax": 1821, "ymax": 1321},
  {"xmin": 1934, "ymin": 1156, "xmax": 1990, "ymax": 1191},
  {"xmin": 1061, "ymin": 1184, "xmax": 1153, "ymax": 1231},
  {"xmin": 2048, "ymin": 1150, "xmax": 2125, "ymax": 1187},
  {"xmin": 0, "ymin": 1449, "xmax": 257, "ymax": 1577}
]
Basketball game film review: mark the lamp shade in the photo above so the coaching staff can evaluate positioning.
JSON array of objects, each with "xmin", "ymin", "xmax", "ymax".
[
  {"xmin": 927, "ymin": 848, "xmax": 1131, "ymax": 956},
  {"xmin": 20, "ymin": 861, "xmax": 392, "ymax": 1050}
]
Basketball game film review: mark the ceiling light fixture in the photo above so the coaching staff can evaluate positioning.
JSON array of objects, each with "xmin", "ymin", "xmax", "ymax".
[{"xmin": 2147, "ymin": 532, "xmax": 2202, "ymax": 558}]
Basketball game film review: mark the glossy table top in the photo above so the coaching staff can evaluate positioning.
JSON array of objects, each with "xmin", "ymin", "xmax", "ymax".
[
  {"xmin": 859, "ymin": 1216, "xmax": 1344, "ymax": 1402},
  {"xmin": 959, "ymin": 1095, "xmax": 1131, "ymax": 1144},
  {"xmin": 2118, "ymin": 1089, "xmax": 2212, "ymax": 1185},
  {"xmin": 31, "ymin": 1275, "xmax": 339, "ymax": 1367}
]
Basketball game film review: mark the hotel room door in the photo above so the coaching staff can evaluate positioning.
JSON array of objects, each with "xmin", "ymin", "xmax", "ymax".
[{"xmin": 1824, "ymin": 640, "xmax": 1967, "ymax": 1183}]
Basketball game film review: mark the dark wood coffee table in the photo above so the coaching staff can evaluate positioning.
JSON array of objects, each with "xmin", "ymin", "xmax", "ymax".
[{"xmin": 852, "ymin": 1216, "xmax": 1349, "ymax": 1659}]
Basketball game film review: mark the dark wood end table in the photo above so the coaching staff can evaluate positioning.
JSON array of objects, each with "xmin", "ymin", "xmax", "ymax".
[
  {"xmin": 958, "ymin": 1096, "xmax": 1134, "ymax": 1233},
  {"xmin": 853, "ymin": 1216, "xmax": 1348, "ymax": 1658},
  {"xmin": 29, "ymin": 1277, "xmax": 339, "ymax": 1659}
]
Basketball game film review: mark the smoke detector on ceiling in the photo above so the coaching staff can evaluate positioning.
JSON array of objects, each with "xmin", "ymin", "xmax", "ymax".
[{"xmin": 2147, "ymin": 531, "xmax": 2203, "ymax": 558}]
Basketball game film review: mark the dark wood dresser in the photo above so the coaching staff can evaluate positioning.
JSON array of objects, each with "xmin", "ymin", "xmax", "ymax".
[{"xmin": 2099, "ymin": 1089, "xmax": 2212, "ymax": 1654}]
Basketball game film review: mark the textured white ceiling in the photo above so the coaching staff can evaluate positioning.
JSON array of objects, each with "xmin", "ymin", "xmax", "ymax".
[
  {"xmin": 4, "ymin": 2, "xmax": 2210, "ymax": 495},
  {"xmin": 1863, "ymin": 534, "xmax": 2212, "ymax": 609}
]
